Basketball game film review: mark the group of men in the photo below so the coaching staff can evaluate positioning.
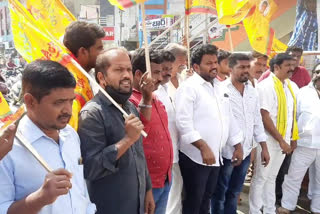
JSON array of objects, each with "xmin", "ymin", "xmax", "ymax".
[{"xmin": 0, "ymin": 20, "xmax": 319, "ymax": 214}]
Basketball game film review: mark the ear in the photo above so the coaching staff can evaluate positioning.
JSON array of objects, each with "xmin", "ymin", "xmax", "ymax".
[
  {"xmin": 193, "ymin": 64, "xmax": 200, "ymax": 73},
  {"xmin": 97, "ymin": 72, "xmax": 106, "ymax": 87},
  {"xmin": 134, "ymin": 69, "xmax": 143, "ymax": 80},
  {"xmin": 78, "ymin": 47, "xmax": 88, "ymax": 57},
  {"xmin": 24, "ymin": 93, "xmax": 36, "ymax": 110}
]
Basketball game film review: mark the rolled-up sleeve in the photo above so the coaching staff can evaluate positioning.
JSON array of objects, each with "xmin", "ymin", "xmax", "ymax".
[
  {"xmin": 253, "ymin": 98, "xmax": 267, "ymax": 144},
  {"xmin": 0, "ymin": 156, "xmax": 15, "ymax": 213},
  {"xmin": 175, "ymin": 85, "xmax": 201, "ymax": 144},
  {"xmin": 257, "ymin": 82, "xmax": 274, "ymax": 113},
  {"xmin": 78, "ymin": 108, "xmax": 119, "ymax": 181}
]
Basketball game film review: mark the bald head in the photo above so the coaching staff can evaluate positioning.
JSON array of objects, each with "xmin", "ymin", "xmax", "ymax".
[{"xmin": 95, "ymin": 47, "xmax": 130, "ymax": 83}]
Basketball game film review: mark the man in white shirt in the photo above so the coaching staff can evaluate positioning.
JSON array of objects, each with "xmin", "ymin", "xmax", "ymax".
[
  {"xmin": 277, "ymin": 74, "xmax": 320, "ymax": 214},
  {"xmin": 249, "ymin": 53, "xmax": 298, "ymax": 214},
  {"xmin": 211, "ymin": 53, "xmax": 270, "ymax": 214},
  {"xmin": 248, "ymin": 51, "xmax": 268, "ymax": 87},
  {"xmin": 216, "ymin": 49, "xmax": 231, "ymax": 82},
  {"xmin": 175, "ymin": 44, "xmax": 243, "ymax": 214},
  {"xmin": 0, "ymin": 60, "xmax": 95, "ymax": 214},
  {"xmin": 155, "ymin": 50, "xmax": 183, "ymax": 214}
]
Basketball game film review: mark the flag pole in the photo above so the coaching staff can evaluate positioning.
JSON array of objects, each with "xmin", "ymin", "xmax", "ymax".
[
  {"xmin": 140, "ymin": 3, "xmax": 152, "ymax": 78},
  {"xmin": 184, "ymin": 14, "xmax": 191, "ymax": 69},
  {"xmin": 228, "ymin": 26, "xmax": 234, "ymax": 52}
]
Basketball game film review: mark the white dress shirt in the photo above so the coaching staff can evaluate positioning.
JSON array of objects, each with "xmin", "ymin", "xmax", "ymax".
[
  {"xmin": 296, "ymin": 82, "xmax": 320, "ymax": 149},
  {"xmin": 257, "ymin": 74, "xmax": 299, "ymax": 147},
  {"xmin": 0, "ymin": 116, "xmax": 96, "ymax": 214},
  {"xmin": 222, "ymin": 80, "xmax": 267, "ymax": 159},
  {"xmin": 155, "ymin": 83, "xmax": 179, "ymax": 163},
  {"xmin": 175, "ymin": 73, "xmax": 243, "ymax": 166}
]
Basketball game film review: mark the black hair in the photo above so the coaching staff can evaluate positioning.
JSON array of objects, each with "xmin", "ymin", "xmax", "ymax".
[
  {"xmin": 272, "ymin": 53, "xmax": 294, "ymax": 70},
  {"xmin": 250, "ymin": 50, "xmax": 268, "ymax": 60},
  {"xmin": 191, "ymin": 44, "xmax": 218, "ymax": 67},
  {"xmin": 269, "ymin": 58, "xmax": 275, "ymax": 72},
  {"xmin": 131, "ymin": 48, "xmax": 163, "ymax": 74},
  {"xmin": 161, "ymin": 50, "xmax": 176, "ymax": 63},
  {"xmin": 63, "ymin": 21, "xmax": 105, "ymax": 57},
  {"xmin": 285, "ymin": 46, "xmax": 303, "ymax": 55},
  {"xmin": 217, "ymin": 49, "xmax": 231, "ymax": 64},
  {"xmin": 22, "ymin": 60, "xmax": 76, "ymax": 102},
  {"xmin": 228, "ymin": 53, "xmax": 251, "ymax": 68}
]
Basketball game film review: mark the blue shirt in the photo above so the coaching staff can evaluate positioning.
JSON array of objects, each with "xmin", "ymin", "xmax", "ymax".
[{"xmin": 0, "ymin": 116, "xmax": 96, "ymax": 214}]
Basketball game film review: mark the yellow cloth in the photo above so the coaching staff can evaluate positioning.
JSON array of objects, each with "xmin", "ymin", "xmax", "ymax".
[
  {"xmin": 273, "ymin": 76, "xmax": 299, "ymax": 141},
  {"xmin": 0, "ymin": 92, "xmax": 11, "ymax": 120}
]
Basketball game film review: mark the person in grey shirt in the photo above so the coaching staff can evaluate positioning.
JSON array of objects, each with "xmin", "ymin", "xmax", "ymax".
[{"xmin": 78, "ymin": 47, "xmax": 155, "ymax": 214}]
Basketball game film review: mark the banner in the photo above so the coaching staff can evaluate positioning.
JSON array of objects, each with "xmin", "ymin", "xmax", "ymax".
[
  {"xmin": 185, "ymin": 0, "xmax": 216, "ymax": 15},
  {"xmin": 26, "ymin": 0, "xmax": 76, "ymax": 39},
  {"xmin": 215, "ymin": 0, "xmax": 254, "ymax": 25},
  {"xmin": 8, "ymin": 0, "xmax": 93, "ymax": 130},
  {"xmin": 0, "ymin": 92, "xmax": 11, "ymax": 121},
  {"xmin": 0, "ymin": 106, "xmax": 25, "ymax": 131},
  {"xmin": 242, "ymin": 0, "xmax": 284, "ymax": 55},
  {"xmin": 108, "ymin": 0, "xmax": 147, "ymax": 9}
]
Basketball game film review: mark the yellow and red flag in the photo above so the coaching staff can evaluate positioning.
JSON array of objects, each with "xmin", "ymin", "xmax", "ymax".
[
  {"xmin": 215, "ymin": 0, "xmax": 254, "ymax": 25},
  {"xmin": 107, "ymin": 0, "xmax": 146, "ymax": 10},
  {"xmin": 0, "ymin": 105, "xmax": 25, "ymax": 131},
  {"xmin": 185, "ymin": 0, "xmax": 216, "ymax": 15},
  {"xmin": 26, "ymin": 0, "xmax": 76, "ymax": 39},
  {"xmin": 0, "ymin": 92, "xmax": 11, "ymax": 122},
  {"xmin": 8, "ymin": 0, "xmax": 93, "ymax": 130}
]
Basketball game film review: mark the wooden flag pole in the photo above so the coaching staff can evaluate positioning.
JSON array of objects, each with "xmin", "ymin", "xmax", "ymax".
[
  {"xmin": 228, "ymin": 27, "xmax": 234, "ymax": 52},
  {"xmin": 185, "ymin": 14, "xmax": 191, "ymax": 69},
  {"xmin": 140, "ymin": 3, "xmax": 152, "ymax": 78}
]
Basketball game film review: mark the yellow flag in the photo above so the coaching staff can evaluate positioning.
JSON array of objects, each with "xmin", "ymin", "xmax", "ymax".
[
  {"xmin": 8, "ymin": 0, "xmax": 93, "ymax": 130},
  {"xmin": 26, "ymin": 0, "xmax": 76, "ymax": 39},
  {"xmin": 0, "ymin": 92, "xmax": 11, "ymax": 120},
  {"xmin": 216, "ymin": 0, "xmax": 254, "ymax": 25},
  {"xmin": 185, "ymin": 0, "xmax": 216, "ymax": 15}
]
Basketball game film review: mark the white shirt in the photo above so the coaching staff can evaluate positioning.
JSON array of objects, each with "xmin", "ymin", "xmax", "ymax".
[
  {"xmin": 175, "ymin": 73, "xmax": 243, "ymax": 166},
  {"xmin": 296, "ymin": 82, "xmax": 320, "ymax": 149},
  {"xmin": 257, "ymin": 74, "xmax": 298, "ymax": 147},
  {"xmin": 155, "ymin": 83, "xmax": 179, "ymax": 163},
  {"xmin": 223, "ymin": 80, "xmax": 267, "ymax": 159},
  {"xmin": 0, "ymin": 116, "xmax": 96, "ymax": 214}
]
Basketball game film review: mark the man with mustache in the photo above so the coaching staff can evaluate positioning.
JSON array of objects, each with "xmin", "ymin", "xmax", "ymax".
[
  {"xmin": 175, "ymin": 44, "xmax": 243, "ymax": 214},
  {"xmin": 0, "ymin": 60, "xmax": 96, "ymax": 214},
  {"xmin": 248, "ymin": 51, "xmax": 268, "ymax": 87},
  {"xmin": 211, "ymin": 53, "xmax": 270, "ymax": 214},
  {"xmin": 155, "ymin": 50, "xmax": 183, "ymax": 214},
  {"xmin": 77, "ymin": 48, "xmax": 155, "ymax": 214},
  {"xmin": 249, "ymin": 53, "xmax": 299, "ymax": 214},
  {"xmin": 130, "ymin": 48, "xmax": 173, "ymax": 214}
]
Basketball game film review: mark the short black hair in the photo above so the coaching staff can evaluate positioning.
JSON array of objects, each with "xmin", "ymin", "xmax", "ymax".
[
  {"xmin": 217, "ymin": 49, "xmax": 231, "ymax": 64},
  {"xmin": 22, "ymin": 60, "xmax": 76, "ymax": 102},
  {"xmin": 269, "ymin": 58, "xmax": 276, "ymax": 72},
  {"xmin": 191, "ymin": 44, "xmax": 218, "ymax": 67},
  {"xmin": 161, "ymin": 50, "xmax": 175, "ymax": 63},
  {"xmin": 250, "ymin": 51, "xmax": 268, "ymax": 60},
  {"xmin": 272, "ymin": 53, "xmax": 294, "ymax": 70},
  {"xmin": 131, "ymin": 48, "xmax": 163, "ymax": 74},
  {"xmin": 228, "ymin": 53, "xmax": 251, "ymax": 68},
  {"xmin": 286, "ymin": 46, "xmax": 303, "ymax": 55},
  {"xmin": 63, "ymin": 21, "xmax": 105, "ymax": 57}
]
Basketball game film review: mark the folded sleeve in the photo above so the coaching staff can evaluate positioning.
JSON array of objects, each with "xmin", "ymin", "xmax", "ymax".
[
  {"xmin": 257, "ymin": 81, "xmax": 275, "ymax": 113},
  {"xmin": 78, "ymin": 108, "xmax": 119, "ymax": 181},
  {"xmin": 175, "ymin": 85, "xmax": 201, "ymax": 144}
]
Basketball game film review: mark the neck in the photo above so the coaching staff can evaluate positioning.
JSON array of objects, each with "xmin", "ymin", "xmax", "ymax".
[
  {"xmin": 217, "ymin": 72, "xmax": 227, "ymax": 80},
  {"xmin": 248, "ymin": 76, "xmax": 255, "ymax": 87},
  {"xmin": 28, "ymin": 114, "xmax": 60, "ymax": 143},
  {"xmin": 133, "ymin": 81, "xmax": 141, "ymax": 92},
  {"xmin": 275, "ymin": 74, "xmax": 285, "ymax": 83},
  {"xmin": 170, "ymin": 76, "xmax": 179, "ymax": 88},
  {"xmin": 231, "ymin": 78, "xmax": 245, "ymax": 95}
]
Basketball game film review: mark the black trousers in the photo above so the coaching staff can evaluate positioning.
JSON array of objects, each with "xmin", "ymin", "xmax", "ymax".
[
  {"xmin": 179, "ymin": 152, "xmax": 220, "ymax": 214},
  {"xmin": 276, "ymin": 154, "xmax": 292, "ymax": 204}
]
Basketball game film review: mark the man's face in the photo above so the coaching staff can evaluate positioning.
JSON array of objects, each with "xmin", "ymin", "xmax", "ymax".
[
  {"xmin": 249, "ymin": 57, "xmax": 268, "ymax": 80},
  {"xmin": 161, "ymin": 61, "xmax": 173, "ymax": 84},
  {"xmin": 30, "ymin": 88, "xmax": 75, "ymax": 131},
  {"xmin": 194, "ymin": 54, "xmax": 218, "ymax": 82},
  {"xmin": 104, "ymin": 51, "xmax": 133, "ymax": 93},
  {"xmin": 172, "ymin": 55, "xmax": 187, "ymax": 75},
  {"xmin": 87, "ymin": 38, "xmax": 104, "ymax": 70},
  {"xmin": 217, "ymin": 58, "xmax": 231, "ymax": 77},
  {"xmin": 231, "ymin": 60, "xmax": 251, "ymax": 83},
  {"xmin": 314, "ymin": 78, "xmax": 320, "ymax": 91},
  {"xmin": 151, "ymin": 62, "xmax": 163, "ymax": 90},
  {"xmin": 275, "ymin": 60, "xmax": 295, "ymax": 80},
  {"xmin": 287, "ymin": 51, "xmax": 302, "ymax": 68}
]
